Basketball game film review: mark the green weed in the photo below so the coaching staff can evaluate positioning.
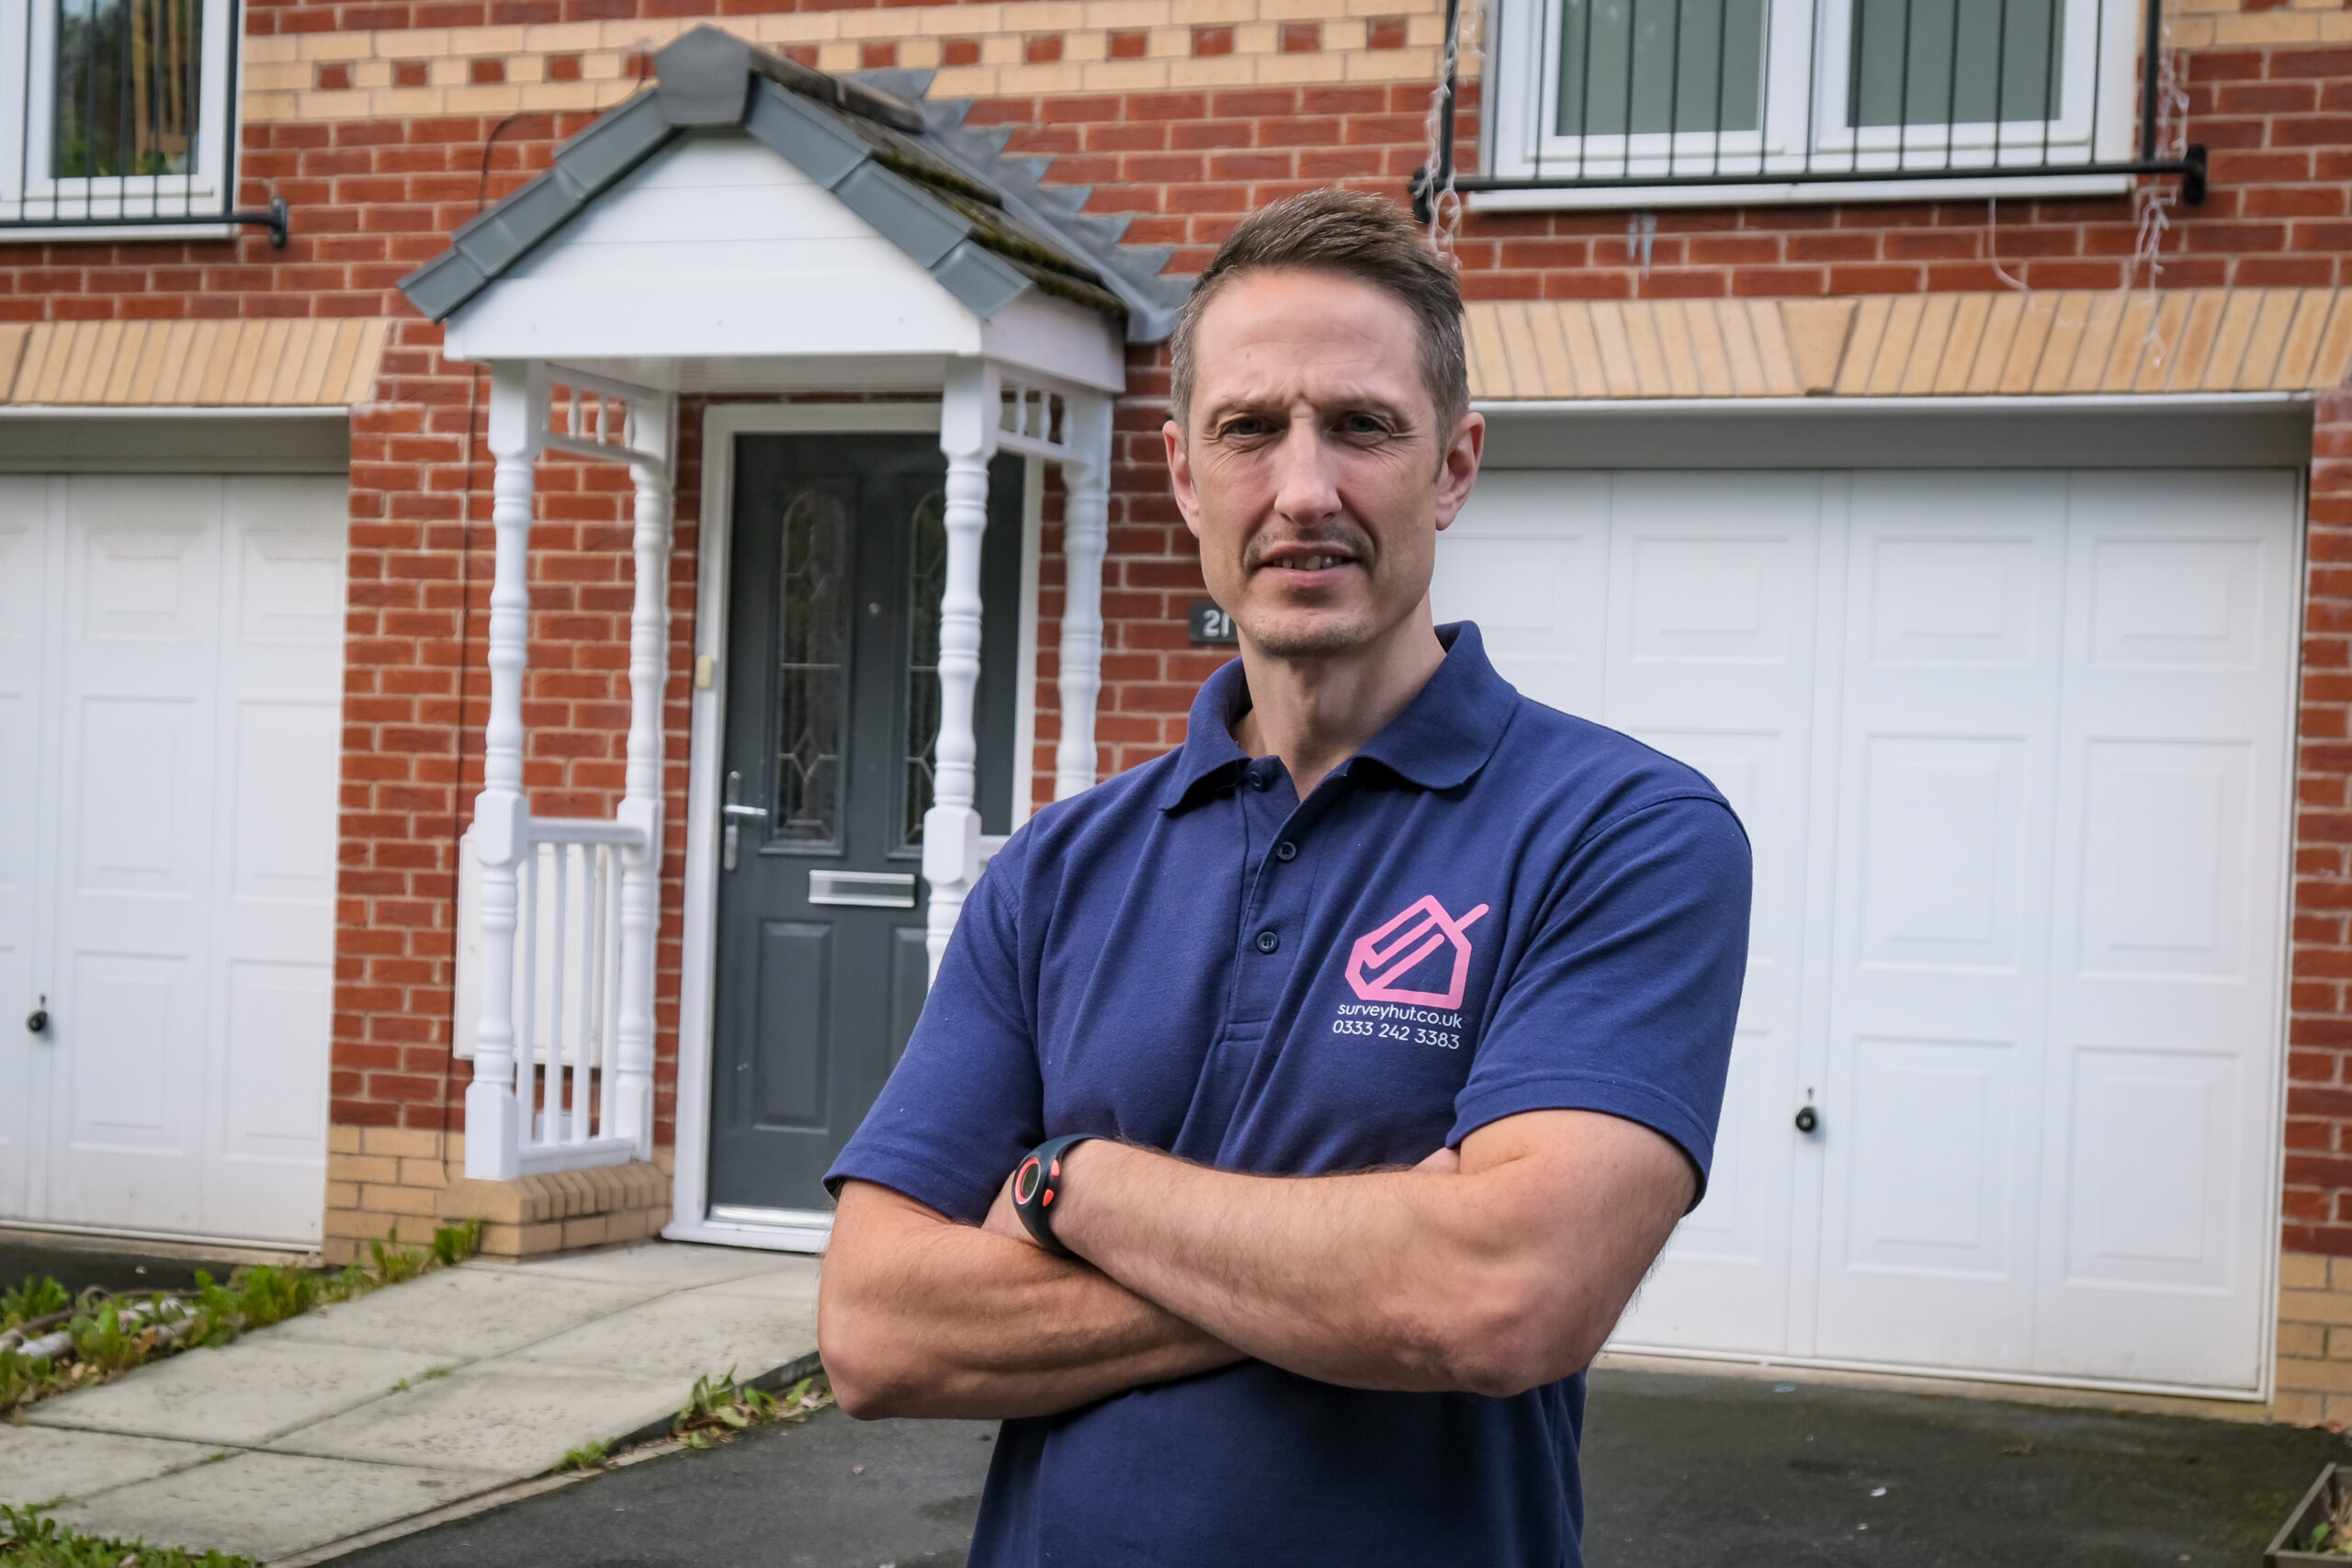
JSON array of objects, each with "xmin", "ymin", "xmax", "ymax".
[
  {"xmin": 0, "ymin": 1279, "xmax": 69, "ymax": 1330},
  {"xmin": 554, "ymin": 1438, "xmax": 609, "ymax": 1472},
  {"xmin": 428, "ymin": 1220, "xmax": 481, "ymax": 1269},
  {"xmin": 0, "ymin": 1502, "xmax": 255, "ymax": 1566}
]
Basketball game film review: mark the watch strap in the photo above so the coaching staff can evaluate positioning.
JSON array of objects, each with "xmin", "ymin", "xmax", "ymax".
[{"xmin": 1012, "ymin": 1134, "xmax": 1096, "ymax": 1258}]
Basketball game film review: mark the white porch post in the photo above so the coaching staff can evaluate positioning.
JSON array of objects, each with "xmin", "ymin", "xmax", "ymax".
[
  {"xmin": 925, "ymin": 359, "xmax": 998, "ymax": 980},
  {"xmin": 467, "ymin": 361, "xmax": 546, "ymax": 1182},
  {"xmin": 1055, "ymin": 393, "xmax": 1114, "ymax": 800},
  {"xmin": 612, "ymin": 400, "xmax": 676, "ymax": 1159}
]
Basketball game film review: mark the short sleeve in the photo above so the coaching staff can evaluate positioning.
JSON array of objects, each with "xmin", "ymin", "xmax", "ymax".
[
  {"xmin": 823, "ymin": 838, "xmax": 1046, "ymax": 1224},
  {"xmin": 1450, "ymin": 795, "xmax": 1751, "ymax": 1201}
]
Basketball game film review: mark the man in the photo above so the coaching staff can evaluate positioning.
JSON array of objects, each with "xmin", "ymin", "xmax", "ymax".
[{"xmin": 818, "ymin": 188, "xmax": 1750, "ymax": 1566}]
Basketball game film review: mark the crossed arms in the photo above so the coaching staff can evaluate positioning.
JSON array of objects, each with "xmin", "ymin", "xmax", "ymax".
[{"xmin": 816, "ymin": 1107, "xmax": 1693, "ymax": 1421}]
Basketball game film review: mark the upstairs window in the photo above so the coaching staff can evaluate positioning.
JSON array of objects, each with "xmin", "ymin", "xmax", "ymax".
[
  {"xmin": 1485, "ymin": 0, "xmax": 2143, "ymax": 203},
  {"xmin": 0, "ymin": 0, "xmax": 237, "ymax": 229}
]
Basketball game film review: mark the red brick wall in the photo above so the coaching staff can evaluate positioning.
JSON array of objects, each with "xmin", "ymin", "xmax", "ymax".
[{"xmin": 9, "ymin": 6, "xmax": 2351, "ymax": 1247}]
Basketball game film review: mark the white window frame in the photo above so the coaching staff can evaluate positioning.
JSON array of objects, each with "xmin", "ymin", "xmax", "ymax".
[
  {"xmin": 0, "ymin": 0, "xmax": 237, "ymax": 227},
  {"xmin": 1481, "ymin": 0, "xmax": 2142, "ymax": 209}
]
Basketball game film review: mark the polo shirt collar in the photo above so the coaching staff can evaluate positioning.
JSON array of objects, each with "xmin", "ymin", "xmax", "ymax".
[{"xmin": 1156, "ymin": 622, "xmax": 1517, "ymax": 812}]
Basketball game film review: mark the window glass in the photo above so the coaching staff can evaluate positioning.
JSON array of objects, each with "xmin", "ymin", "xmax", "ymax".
[
  {"xmin": 899, "ymin": 489, "xmax": 947, "ymax": 851},
  {"xmin": 1849, "ymin": 0, "xmax": 2064, "ymax": 127},
  {"xmin": 55, "ymin": 0, "xmax": 204, "ymax": 177},
  {"xmin": 1555, "ymin": 0, "xmax": 1767, "ymax": 138},
  {"xmin": 773, "ymin": 489, "xmax": 853, "ymax": 845}
]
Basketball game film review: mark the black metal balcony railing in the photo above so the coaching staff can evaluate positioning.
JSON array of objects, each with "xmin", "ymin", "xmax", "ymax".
[
  {"xmin": 1412, "ymin": 0, "xmax": 2206, "ymax": 207},
  {"xmin": 10, "ymin": 0, "xmax": 284, "ymax": 241}
]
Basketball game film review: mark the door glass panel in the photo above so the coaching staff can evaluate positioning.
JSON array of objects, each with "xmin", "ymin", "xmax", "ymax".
[
  {"xmin": 56, "ymin": 0, "xmax": 206, "ymax": 176},
  {"xmin": 773, "ymin": 488, "xmax": 852, "ymax": 846},
  {"xmin": 1555, "ymin": 0, "xmax": 1766, "ymax": 137},
  {"xmin": 899, "ymin": 489, "xmax": 946, "ymax": 851},
  {"xmin": 1849, "ymin": 0, "xmax": 2064, "ymax": 127}
]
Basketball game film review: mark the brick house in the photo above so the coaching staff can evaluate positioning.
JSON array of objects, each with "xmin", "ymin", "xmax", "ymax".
[{"xmin": 3, "ymin": 0, "xmax": 2351, "ymax": 1424}]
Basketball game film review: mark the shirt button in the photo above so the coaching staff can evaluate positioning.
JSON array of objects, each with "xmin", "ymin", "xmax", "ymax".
[
  {"xmin": 1274, "ymin": 840, "xmax": 1298, "ymax": 863},
  {"xmin": 1255, "ymin": 929, "xmax": 1281, "ymax": 954},
  {"xmin": 1249, "ymin": 770, "xmax": 1272, "ymax": 792}
]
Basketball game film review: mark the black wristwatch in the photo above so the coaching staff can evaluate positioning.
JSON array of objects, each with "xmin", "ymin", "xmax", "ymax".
[{"xmin": 1012, "ymin": 1134, "xmax": 1097, "ymax": 1258}]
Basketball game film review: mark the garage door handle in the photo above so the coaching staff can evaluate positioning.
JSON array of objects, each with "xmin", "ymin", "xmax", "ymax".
[
  {"xmin": 1794, "ymin": 1106, "xmax": 1819, "ymax": 1134},
  {"xmin": 25, "ymin": 1004, "xmax": 47, "ymax": 1036}
]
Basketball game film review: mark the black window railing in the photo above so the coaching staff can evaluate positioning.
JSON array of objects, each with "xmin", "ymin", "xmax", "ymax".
[
  {"xmin": 6, "ymin": 0, "xmax": 284, "ymax": 240},
  {"xmin": 1413, "ymin": 0, "xmax": 2204, "ymax": 208}
]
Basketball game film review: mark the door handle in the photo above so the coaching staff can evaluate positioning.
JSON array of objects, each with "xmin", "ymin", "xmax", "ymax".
[
  {"xmin": 1794, "ymin": 1105, "xmax": 1819, "ymax": 1134},
  {"xmin": 722, "ymin": 804, "xmax": 768, "ymax": 819},
  {"xmin": 26, "ymin": 997, "xmax": 48, "ymax": 1036},
  {"xmin": 723, "ymin": 771, "xmax": 763, "ymax": 872}
]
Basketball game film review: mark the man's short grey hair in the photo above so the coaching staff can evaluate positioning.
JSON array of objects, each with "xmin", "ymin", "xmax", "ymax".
[{"xmin": 1169, "ymin": 188, "xmax": 1469, "ymax": 440}]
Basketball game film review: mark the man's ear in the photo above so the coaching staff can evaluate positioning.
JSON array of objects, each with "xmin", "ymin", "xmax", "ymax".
[
  {"xmin": 1432, "ymin": 411, "xmax": 1486, "ymax": 534},
  {"xmin": 1164, "ymin": 418, "xmax": 1204, "ymax": 538}
]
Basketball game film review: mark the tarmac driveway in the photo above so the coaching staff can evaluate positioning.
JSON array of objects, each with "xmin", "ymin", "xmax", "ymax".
[{"xmin": 341, "ymin": 1367, "xmax": 2346, "ymax": 1567}]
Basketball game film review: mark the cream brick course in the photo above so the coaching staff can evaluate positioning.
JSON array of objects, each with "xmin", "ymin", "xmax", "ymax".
[
  {"xmin": 380, "ymin": 29, "xmax": 453, "ymax": 60},
  {"xmin": 368, "ymin": 86, "xmax": 447, "ymax": 116},
  {"xmin": 399, "ymin": 1156, "xmax": 452, "ymax": 1189},
  {"xmin": 361, "ymin": 1126, "xmax": 443, "ymax": 1160},
  {"xmin": 2328, "ymin": 1256, "xmax": 2352, "ymax": 1290},
  {"xmin": 1066, "ymin": 29, "xmax": 1111, "ymax": 60},
  {"xmin": 1148, "ymin": 26, "xmax": 1193, "ymax": 54},
  {"xmin": 360, "ymin": 1183, "xmax": 441, "ymax": 1219},
  {"xmin": 298, "ymin": 32, "xmax": 377, "ymax": 61},
  {"xmin": 582, "ymin": 51, "xmax": 627, "ymax": 80},
  {"xmin": 816, "ymin": 42, "xmax": 861, "ymax": 71},
  {"xmin": 931, "ymin": 64, "xmax": 1001, "ymax": 95},
  {"xmin": 330, "ymin": 1153, "xmax": 401, "ymax": 1185},
  {"xmin": 2279, "ymin": 1287, "xmax": 2352, "ymax": 1326},
  {"xmin": 354, "ymin": 60, "xmax": 394, "ymax": 87},
  {"xmin": 1326, "ymin": 19, "xmax": 1367, "ymax": 50},
  {"xmin": 1256, "ymin": 51, "xmax": 1350, "ymax": 80},
  {"xmin": 754, "ymin": 15, "xmax": 842, "ymax": 44},
  {"xmin": 1082, "ymin": 58, "xmax": 1174, "ymax": 87},
  {"xmin": 242, "ymin": 90, "xmax": 300, "ymax": 119},
  {"xmin": 426, "ymin": 57, "xmax": 468, "ymax": 86},
  {"xmin": 2285, "ymin": 1253, "xmax": 2332, "ymax": 1291},
  {"xmin": 444, "ymin": 82, "xmax": 523, "ymax": 111},
  {"xmin": 2277, "ymin": 1354, "xmax": 2352, "ymax": 1394},
  {"xmin": 1408, "ymin": 14, "xmax": 1450, "ymax": 42},
  {"xmin": 324, "ymin": 1181, "xmax": 363, "ymax": 1212},
  {"xmin": 1235, "ymin": 21, "xmax": 1280, "ymax": 49},
  {"xmin": 2212, "ymin": 11, "xmax": 2322, "ymax": 42},
  {"xmin": 1345, "ymin": 46, "xmax": 1438, "ymax": 78},
  {"xmin": 1089, "ymin": 0, "xmax": 1174, "ymax": 28},
  {"xmin": 1005, "ymin": 1, "xmax": 1092, "ymax": 30},
  {"xmin": 508, "ymin": 53, "xmax": 545, "ymax": 83},
  {"xmin": 2275, "ymin": 1388, "xmax": 2328, "ymax": 1425},
  {"xmin": 997, "ymin": 60, "xmax": 1091, "ymax": 92},
  {"xmin": 980, "ymin": 34, "xmax": 1025, "ymax": 63},
  {"xmin": 1261, "ymin": 0, "xmax": 1342, "ymax": 19},
  {"xmin": 1170, "ymin": 54, "xmax": 1262, "ymax": 85},
  {"xmin": 597, "ymin": 17, "xmax": 684, "ymax": 49},
  {"xmin": 1172, "ymin": 0, "xmax": 1261, "ymax": 24},
  {"xmin": 244, "ymin": 62, "xmax": 312, "ymax": 92},
  {"xmin": 246, "ymin": 34, "xmax": 301, "ymax": 63},
  {"xmin": 449, "ymin": 24, "xmax": 529, "ymax": 54},
  {"xmin": 922, "ymin": 3, "xmax": 1003, "ymax": 33}
]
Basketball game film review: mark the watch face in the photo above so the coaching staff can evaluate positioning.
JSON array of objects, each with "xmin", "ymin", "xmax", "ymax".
[{"xmin": 1014, "ymin": 1156, "xmax": 1044, "ymax": 1205}]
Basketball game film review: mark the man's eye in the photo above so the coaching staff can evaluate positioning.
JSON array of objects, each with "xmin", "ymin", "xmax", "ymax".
[
  {"xmin": 1221, "ymin": 417, "xmax": 1273, "ymax": 438},
  {"xmin": 1340, "ymin": 414, "xmax": 1388, "ymax": 436}
]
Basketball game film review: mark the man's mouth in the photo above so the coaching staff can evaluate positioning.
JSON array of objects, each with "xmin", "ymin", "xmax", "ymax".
[{"xmin": 1272, "ymin": 554, "xmax": 1349, "ymax": 571}]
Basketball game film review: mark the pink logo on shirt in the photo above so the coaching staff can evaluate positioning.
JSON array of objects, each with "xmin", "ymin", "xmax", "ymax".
[{"xmin": 1345, "ymin": 895, "xmax": 1490, "ymax": 1010}]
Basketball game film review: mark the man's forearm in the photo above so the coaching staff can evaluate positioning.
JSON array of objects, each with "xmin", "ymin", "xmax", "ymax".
[
  {"xmin": 1046, "ymin": 1113, "xmax": 1690, "ymax": 1398},
  {"xmin": 819, "ymin": 1180, "xmax": 1242, "ymax": 1420}
]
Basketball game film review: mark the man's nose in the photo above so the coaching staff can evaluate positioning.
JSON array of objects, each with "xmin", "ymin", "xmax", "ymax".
[{"xmin": 1269, "ymin": 417, "xmax": 1341, "ymax": 523}]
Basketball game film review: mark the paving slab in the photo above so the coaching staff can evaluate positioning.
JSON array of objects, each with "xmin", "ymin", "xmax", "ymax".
[
  {"xmin": 0, "ymin": 1426, "xmax": 223, "ymax": 1507},
  {"xmin": 500, "ymin": 1281, "xmax": 819, "ymax": 1382},
  {"xmin": 686, "ymin": 1257, "xmax": 823, "ymax": 1303},
  {"xmin": 267, "ymin": 1266, "xmax": 661, "ymax": 1360},
  {"xmin": 475, "ymin": 1241, "xmax": 798, "ymax": 1291},
  {"xmin": 26, "ymin": 1338, "xmax": 446, "ymax": 1448},
  {"xmin": 265, "ymin": 1359, "xmax": 690, "ymax": 1478},
  {"xmin": 56, "ymin": 1451, "xmax": 493, "ymax": 1561}
]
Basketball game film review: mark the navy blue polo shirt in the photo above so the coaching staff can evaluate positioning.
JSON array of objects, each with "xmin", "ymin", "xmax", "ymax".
[{"xmin": 827, "ymin": 622, "xmax": 1750, "ymax": 1568}]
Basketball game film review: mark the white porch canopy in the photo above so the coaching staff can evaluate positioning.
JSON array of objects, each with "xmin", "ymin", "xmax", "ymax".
[{"xmin": 400, "ymin": 28, "xmax": 1182, "ymax": 1183}]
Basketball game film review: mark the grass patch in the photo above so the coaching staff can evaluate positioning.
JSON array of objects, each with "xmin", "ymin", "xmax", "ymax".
[
  {"xmin": 670, "ymin": 1371, "xmax": 832, "ymax": 1451},
  {"xmin": 0, "ymin": 1503, "xmax": 255, "ymax": 1567},
  {"xmin": 0, "ymin": 1221, "xmax": 481, "ymax": 1420}
]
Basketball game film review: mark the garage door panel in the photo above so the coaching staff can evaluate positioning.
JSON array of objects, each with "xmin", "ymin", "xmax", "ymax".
[
  {"xmin": 1450, "ymin": 460, "xmax": 2291, "ymax": 1394},
  {"xmin": 3, "ymin": 472, "xmax": 345, "ymax": 1246},
  {"xmin": 1431, "ymin": 472, "xmax": 1607, "ymax": 715},
  {"xmin": 0, "ymin": 483, "xmax": 51, "ymax": 1224}
]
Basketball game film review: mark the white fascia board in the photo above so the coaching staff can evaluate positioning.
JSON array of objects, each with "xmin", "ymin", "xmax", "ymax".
[
  {"xmin": 980, "ymin": 290, "xmax": 1128, "ymax": 394},
  {"xmin": 443, "ymin": 271, "xmax": 987, "ymax": 363}
]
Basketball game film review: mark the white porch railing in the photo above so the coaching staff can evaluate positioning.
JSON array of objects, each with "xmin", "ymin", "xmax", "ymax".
[
  {"xmin": 508, "ymin": 818, "xmax": 641, "ymax": 1173},
  {"xmin": 466, "ymin": 363, "xmax": 674, "ymax": 1183}
]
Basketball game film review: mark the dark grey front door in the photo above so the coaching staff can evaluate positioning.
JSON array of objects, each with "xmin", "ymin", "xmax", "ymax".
[{"xmin": 708, "ymin": 433, "xmax": 1023, "ymax": 1215}]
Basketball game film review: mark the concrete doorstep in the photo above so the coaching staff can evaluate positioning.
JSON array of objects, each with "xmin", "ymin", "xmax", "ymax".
[{"xmin": 0, "ymin": 1242, "xmax": 821, "ymax": 1563}]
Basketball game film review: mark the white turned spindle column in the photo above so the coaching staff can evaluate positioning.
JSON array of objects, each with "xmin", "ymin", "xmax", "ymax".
[
  {"xmin": 611, "ymin": 405, "xmax": 673, "ymax": 1158},
  {"xmin": 1056, "ymin": 395, "xmax": 1113, "ymax": 800},
  {"xmin": 924, "ymin": 360, "xmax": 996, "ymax": 981},
  {"xmin": 466, "ymin": 362, "xmax": 545, "ymax": 1181}
]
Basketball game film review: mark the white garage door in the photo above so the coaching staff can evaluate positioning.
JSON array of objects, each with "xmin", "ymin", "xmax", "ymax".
[
  {"xmin": 1436, "ymin": 466, "xmax": 2296, "ymax": 1395},
  {"xmin": 0, "ymin": 475, "xmax": 346, "ymax": 1246}
]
